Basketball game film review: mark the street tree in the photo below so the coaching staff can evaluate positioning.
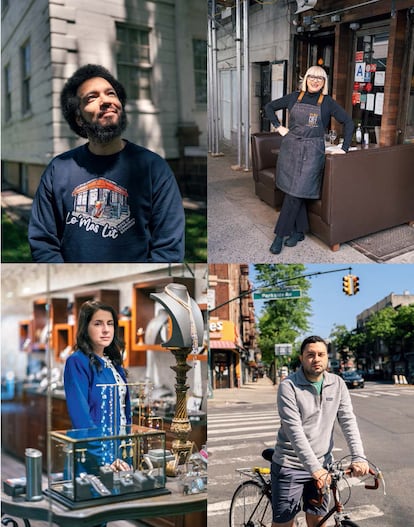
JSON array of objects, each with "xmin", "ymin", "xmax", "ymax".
[
  {"xmin": 254, "ymin": 264, "xmax": 312, "ymax": 365},
  {"xmin": 394, "ymin": 305, "xmax": 414, "ymax": 344},
  {"xmin": 364, "ymin": 307, "xmax": 397, "ymax": 347},
  {"xmin": 330, "ymin": 324, "xmax": 366, "ymax": 367}
]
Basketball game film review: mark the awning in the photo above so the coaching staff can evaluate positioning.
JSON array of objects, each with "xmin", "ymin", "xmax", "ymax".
[{"xmin": 210, "ymin": 340, "xmax": 237, "ymax": 349}]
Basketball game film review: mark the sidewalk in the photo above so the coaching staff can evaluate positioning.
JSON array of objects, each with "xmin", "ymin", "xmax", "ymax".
[
  {"xmin": 1, "ymin": 188, "xmax": 33, "ymax": 226},
  {"xmin": 207, "ymin": 145, "xmax": 414, "ymax": 263},
  {"xmin": 208, "ymin": 376, "xmax": 278, "ymax": 408}
]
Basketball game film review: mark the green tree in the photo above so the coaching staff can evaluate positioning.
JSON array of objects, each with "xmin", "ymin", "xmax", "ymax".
[
  {"xmin": 329, "ymin": 323, "xmax": 352, "ymax": 363},
  {"xmin": 329, "ymin": 324, "xmax": 350, "ymax": 351},
  {"xmin": 364, "ymin": 307, "xmax": 397, "ymax": 346},
  {"xmin": 254, "ymin": 264, "xmax": 312, "ymax": 365},
  {"xmin": 394, "ymin": 305, "xmax": 414, "ymax": 344},
  {"xmin": 329, "ymin": 324, "xmax": 366, "ymax": 365}
]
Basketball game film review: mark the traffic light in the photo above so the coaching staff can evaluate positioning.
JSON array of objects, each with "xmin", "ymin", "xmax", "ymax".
[
  {"xmin": 353, "ymin": 275, "xmax": 360, "ymax": 295},
  {"xmin": 342, "ymin": 275, "xmax": 352, "ymax": 296}
]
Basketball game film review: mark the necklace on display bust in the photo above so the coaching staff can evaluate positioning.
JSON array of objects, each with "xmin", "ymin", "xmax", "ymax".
[{"xmin": 164, "ymin": 284, "xmax": 198, "ymax": 354}]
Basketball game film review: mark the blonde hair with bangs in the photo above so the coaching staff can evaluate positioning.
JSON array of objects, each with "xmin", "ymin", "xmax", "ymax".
[{"xmin": 301, "ymin": 66, "xmax": 329, "ymax": 95}]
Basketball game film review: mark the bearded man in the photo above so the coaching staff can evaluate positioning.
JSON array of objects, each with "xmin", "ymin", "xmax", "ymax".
[{"xmin": 29, "ymin": 64, "xmax": 184, "ymax": 263}]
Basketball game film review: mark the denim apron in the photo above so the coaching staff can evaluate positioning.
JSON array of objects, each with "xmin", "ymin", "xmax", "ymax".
[{"xmin": 276, "ymin": 91, "xmax": 326, "ymax": 199}]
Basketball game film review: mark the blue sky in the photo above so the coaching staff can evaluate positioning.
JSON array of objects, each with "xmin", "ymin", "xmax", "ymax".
[{"xmin": 250, "ymin": 264, "xmax": 414, "ymax": 339}]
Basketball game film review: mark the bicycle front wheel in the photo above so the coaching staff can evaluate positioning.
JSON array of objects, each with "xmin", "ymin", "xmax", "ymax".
[
  {"xmin": 229, "ymin": 480, "xmax": 272, "ymax": 527},
  {"xmin": 340, "ymin": 521, "xmax": 360, "ymax": 527}
]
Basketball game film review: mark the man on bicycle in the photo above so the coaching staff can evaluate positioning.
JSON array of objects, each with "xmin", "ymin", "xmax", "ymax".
[{"xmin": 271, "ymin": 335, "xmax": 370, "ymax": 527}]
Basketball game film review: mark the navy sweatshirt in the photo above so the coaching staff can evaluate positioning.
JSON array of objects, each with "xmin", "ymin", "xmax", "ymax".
[
  {"xmin": 28, "ymin": 141, "xmax": 185, "ymax": 262},
  {"xmin": 265, "ymin": 90, "xmax": 354, "ymax": 152}
]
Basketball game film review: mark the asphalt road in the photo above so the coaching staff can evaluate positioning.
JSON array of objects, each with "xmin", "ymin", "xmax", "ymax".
[{"xmin": 207, "ymin": 380, "xmax": 414, "ymax": 527}]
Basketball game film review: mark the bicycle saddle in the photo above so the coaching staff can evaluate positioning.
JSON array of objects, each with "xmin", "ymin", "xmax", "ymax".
[{"xmin": 261, "ymin": 448, "xmax": 274, "ymax": 462}]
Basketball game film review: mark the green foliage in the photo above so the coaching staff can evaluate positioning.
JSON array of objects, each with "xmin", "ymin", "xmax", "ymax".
[
  {"xmin": 394, "ymin": 305, "xmax": 414, "ymax": 342},
  {"xmin": 254, "ymin": 264, "xmax": 312, "ymax": 365},
  {"xmin": 330, "ymin": 305, "xmax": 414, "ymax": 359},
  {"xmin": 329, "ymin": 324, "xmax": 350, "ymax": 350},
  {"xmin": 184, "ymin": 209, "xmax": 207, "ymax": 262},
  {"xmin": 1, "ymin": 211, "xmax": 32, "ymax": 262},
  {"xmin": 364, "ymin": 307, "xmax": 397, "ymax": 344}
]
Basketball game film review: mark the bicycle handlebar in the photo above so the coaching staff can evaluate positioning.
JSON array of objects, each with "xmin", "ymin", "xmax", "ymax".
[
  {"xmin": 364, "ymin": 467, "xmax": 380, "ymax": 490},
  {"xmin": 310, "ymin": 466, "xmax": 380, "ymax": 507},
  {"xmin": 344, "ymin": 467, "xmax": 379, "ymax": 489}
]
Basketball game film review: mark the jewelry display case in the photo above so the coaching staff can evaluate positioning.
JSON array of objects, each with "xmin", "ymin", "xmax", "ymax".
[{"xmin": 47, "ymin": 424, "xmax": 170, "ymax": 508}]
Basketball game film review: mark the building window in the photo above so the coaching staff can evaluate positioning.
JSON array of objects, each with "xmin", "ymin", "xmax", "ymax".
[
  {"xmin": 21, "ymin": 39, "xmax": 31, "ymax": 114},
  {"xmin": 116, "ymin": 23, "xmax": 152, "ymax": 101},
  {"xmin": 4, "ymin": 63, "xmax": 12, "ymax": 121},
  {"xmin": 193, "ymin": 39, "xmax": 207, "ymax": 105}
]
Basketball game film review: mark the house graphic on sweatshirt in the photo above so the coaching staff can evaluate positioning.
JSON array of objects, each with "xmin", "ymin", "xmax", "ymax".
[{"xmin": 72, "ymin": 178, "xmax": 130, "ymax": 222}]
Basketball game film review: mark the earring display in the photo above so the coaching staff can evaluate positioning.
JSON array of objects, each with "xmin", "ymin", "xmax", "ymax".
[{"xmin": 46, "ymin": 424, "xmax": 170, "ymax": 509}]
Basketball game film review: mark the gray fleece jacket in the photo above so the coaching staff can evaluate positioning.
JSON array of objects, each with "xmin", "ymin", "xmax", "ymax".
[{"xmin": 273, "ymin": 367, "xmax": 366, "ymax": 474}]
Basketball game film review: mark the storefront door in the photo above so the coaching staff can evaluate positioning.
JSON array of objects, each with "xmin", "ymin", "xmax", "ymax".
[
  {"xmin": 211, "ymin": 350, "xmax": 231, "ymax": 389},
  {"xmin": 296, "ymin": 31, "xmax": 334, "ymax": 92}
]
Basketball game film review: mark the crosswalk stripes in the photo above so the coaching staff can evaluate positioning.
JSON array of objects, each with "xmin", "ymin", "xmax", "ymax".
[
  {"xmin": 208, "ymin": 409, "xmax": 279, "ymax": 446},
  {"xmin": 350, "ymin": 388, "xmax": 414, "ymax": 398}
]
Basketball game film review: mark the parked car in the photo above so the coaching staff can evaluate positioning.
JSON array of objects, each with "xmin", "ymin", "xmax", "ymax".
[{"xmin": 340, "ymin": 370, "xmax": 365, "ymax": 389}]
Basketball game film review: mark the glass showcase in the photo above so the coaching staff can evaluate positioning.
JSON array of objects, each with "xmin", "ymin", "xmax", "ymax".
[{"xmin": 48, "ymin": 424, "xmax": 169, "ymax": 508}]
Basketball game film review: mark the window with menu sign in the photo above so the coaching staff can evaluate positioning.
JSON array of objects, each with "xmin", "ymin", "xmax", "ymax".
[{"xmin": 351, "ymin": 30, "xmax": 388, "ymax": 144}]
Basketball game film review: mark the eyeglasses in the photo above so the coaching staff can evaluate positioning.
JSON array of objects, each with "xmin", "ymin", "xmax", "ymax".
[{"xmin": 308, "ymin": 75, "xmax": 325, "ymax": 82}]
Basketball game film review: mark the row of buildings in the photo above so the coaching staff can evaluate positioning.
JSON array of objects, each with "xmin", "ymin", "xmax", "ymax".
[{"xmin": 206, "ymin": 265, "xmax": 414, "ymax": 389}]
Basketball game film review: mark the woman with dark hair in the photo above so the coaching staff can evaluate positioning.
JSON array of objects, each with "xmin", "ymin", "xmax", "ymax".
[{"xmin": 64, "ymin": 300, "xmax": 131, "ymax": 472}]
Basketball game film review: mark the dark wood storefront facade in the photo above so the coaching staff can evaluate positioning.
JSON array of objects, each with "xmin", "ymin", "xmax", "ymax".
[{"xmin": 293, "ymin": 0, "xmax": 414, "ymax": 146}]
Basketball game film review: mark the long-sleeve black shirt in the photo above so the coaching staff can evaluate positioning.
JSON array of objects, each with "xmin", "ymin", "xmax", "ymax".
[{"xmin": 265, "ymin": 90, "xmax": 354, "ymax": 152}]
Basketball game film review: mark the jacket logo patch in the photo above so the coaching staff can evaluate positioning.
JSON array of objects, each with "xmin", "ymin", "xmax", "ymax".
[
  {"xmin": 66, "ymin": 178, "xmax": 136, "ymax": 238},
  {"xmin": 326, "ymin": 397, "xmax": 334, "ymax": 401}
]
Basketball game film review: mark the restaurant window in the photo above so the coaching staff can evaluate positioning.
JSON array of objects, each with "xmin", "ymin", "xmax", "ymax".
[
  {"xmin": 21, "ymin": 39, "xmax": 31, "ymax": 114},
  {"xmin": 116, "ymin": 23, "xmax": 152, "ymax": 101},
  {"xmin": 193, "ymin": 39, "xmax": 207, "ymax": 105},
  {"xmin": 351, "ymin": 28, "xmax": 389, "ymax": 144}
]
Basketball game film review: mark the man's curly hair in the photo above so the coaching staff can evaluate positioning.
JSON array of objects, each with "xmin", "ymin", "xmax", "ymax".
[{"xmin": 60, "ymin": 64, "xmax": 127, "ymax": 138}]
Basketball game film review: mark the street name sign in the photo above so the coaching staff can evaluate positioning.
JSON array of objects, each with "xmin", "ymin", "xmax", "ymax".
[
  {"xmin": 253, "ymin": 289, "xmax": 301, "ymax": 300},
  {"xmin": 275, "ymin": 344, "xmax": 293, "ymax": 356}
]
